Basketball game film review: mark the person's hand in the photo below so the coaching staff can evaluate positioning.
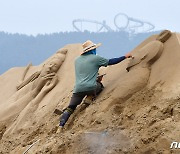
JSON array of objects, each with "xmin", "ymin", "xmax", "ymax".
[{"xmin": 125, "ymin": 52, "xmax": 132, "ymax": 58}]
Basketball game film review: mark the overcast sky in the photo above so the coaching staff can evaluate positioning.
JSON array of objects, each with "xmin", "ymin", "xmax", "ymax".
[{"xmin": 0, "ymin": 0, "xmax": 179, "ymax": 35}]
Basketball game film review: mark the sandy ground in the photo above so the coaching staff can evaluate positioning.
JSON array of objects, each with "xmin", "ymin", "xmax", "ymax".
[{"xmin": 0, "ymin": 33, "xmax": 180, "ymax": 154}]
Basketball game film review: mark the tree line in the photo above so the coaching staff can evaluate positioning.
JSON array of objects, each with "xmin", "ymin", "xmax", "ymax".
[{"xmin": 0, "ymin": 31, "xmax": 160, "ymax": 74}]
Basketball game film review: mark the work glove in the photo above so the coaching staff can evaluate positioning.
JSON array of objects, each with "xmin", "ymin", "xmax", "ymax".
[{"xmin": 125, "ymin": 52, "xmax": 132, "ymax": 58}]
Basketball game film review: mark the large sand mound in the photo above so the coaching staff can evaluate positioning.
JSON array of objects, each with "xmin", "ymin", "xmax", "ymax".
[{"xmin": 0, "ymin": 32, "xmax": 180, "ymax": 154}]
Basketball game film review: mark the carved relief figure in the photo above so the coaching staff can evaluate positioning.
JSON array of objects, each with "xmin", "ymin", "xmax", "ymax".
[{"xmin": 0, "ymin": 49, "xmax": 67, "ymax": 124}]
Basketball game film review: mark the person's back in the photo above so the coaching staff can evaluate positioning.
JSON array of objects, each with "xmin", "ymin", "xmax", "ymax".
[
  {"xmin": 57, "ymin": 40, "xmax": 131, "ymax": 132},
  {"xmin": 74, "ymin": 54, "xmax": 108, "ymax": 93}
]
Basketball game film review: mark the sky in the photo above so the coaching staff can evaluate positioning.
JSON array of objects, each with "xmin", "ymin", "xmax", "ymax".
[{"xmin": 0, "ymin": 0, "xmax": 180, "ymax": 35}]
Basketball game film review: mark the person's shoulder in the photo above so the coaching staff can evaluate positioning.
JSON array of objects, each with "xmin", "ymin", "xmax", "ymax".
[
  {"xmin": 95, "ymin": 55, "xmax": 108, "ymax": 60},
  {"xmin": 82, "ymin": 54, "xmax": 97, "ymax": 59},
  {"xmin": 74, "ymin": 56, "xmax": 82, "ymax": 63},
  {"xmin": 95, "ymin": 55, "xmax": 104, "ymax": 58},
  {"xmin": 88, "ymin": 54, "xmax": 102, "ymax": 60},
  {"xmin": 75, "ymin": 55, "xmax": 81, "ymax": 60}
]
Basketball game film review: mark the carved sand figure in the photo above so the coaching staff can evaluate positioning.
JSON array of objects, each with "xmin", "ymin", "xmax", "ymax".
[
  {"xmin": 126, "ymin": 30, "xmax": 172, "ymax": 71},
  {"xmin": 102, "ymin": 30, "xmax": 172, "ymax": 111},
  {"xmin": 16, "ymin": 48, "xmax": 68, "ymax": 91},
  {"xmin": 0, "ymin": 49, "xmax": 67, "ymax": 124}
]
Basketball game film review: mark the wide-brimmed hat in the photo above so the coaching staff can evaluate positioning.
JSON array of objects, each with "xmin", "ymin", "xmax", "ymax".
[{"xmin": 81, "ymin": 40, "xmax": 101, "ymax": 55}]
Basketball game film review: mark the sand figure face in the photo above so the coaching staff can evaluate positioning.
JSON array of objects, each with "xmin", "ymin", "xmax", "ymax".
[
  {"xmin": 41, "ymin": 57, "xmax": 64, "ymax": 77},
  {"xmin": 41, "ymin": 48, "xmax": 67, "ymax": 76},
  {"xmin": 40, "ymin": 49, "xmax": 67, "ymax": 76},
  {"xmin": 156, "ymin": 30, "xmax": 172, "ymax": 43}
]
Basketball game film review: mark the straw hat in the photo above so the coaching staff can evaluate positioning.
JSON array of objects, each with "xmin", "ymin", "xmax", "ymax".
[{"xmin": 81, "ymin": 40, "xmax": 101, "ymax": 55}]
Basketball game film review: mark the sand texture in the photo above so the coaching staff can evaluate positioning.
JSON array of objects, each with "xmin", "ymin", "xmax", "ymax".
[{"xmin": 0, "ymin": 33, "xmax": 180, "ymax": 154}]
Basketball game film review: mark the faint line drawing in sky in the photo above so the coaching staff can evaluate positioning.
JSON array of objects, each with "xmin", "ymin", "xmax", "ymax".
[
  {"xmin": 72, "ymin": 13, "xmax": 155, "ymax": 34},
  {"xmin": 0, "ymin": 0, "xmax": 180, "ymax": 35}
]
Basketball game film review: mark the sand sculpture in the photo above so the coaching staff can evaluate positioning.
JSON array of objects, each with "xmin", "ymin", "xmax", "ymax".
[
  {"xmin": 126, "ymin": 30, "xmax": 171, "ymax": 71},
  {"xmin": 102, "ymin": 30, "xmax": 172, "ymax": 111},
  {"xmin": 0, "ymin": 49, "xmax": 67, "ymax": 125},
  {"xmin": 123, "ymin": 30, "xmax": 172, "ymax": 93},
  {"xmin": 1, "ymin": 30, "xmax": 179, "ymax": 154},
  {"xmin": 8, "ymin": 30, "xmax": 171, "ymax": 131},
  {"xmin": 17, "ymin": 48, "xmax": 68, "ymax": 91}
]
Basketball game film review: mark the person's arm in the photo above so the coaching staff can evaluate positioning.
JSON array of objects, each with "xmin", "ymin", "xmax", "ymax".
[
  {"xmin": 108, "ymin": 56, "xmax": 126, "ymax": 65},
  {"xmin": 108, "ymin": 53, "xmax": 132, "ymax": 66}
]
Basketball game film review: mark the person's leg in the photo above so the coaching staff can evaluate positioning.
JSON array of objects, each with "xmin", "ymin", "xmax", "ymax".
[
  {"xmin": 80, "ymin": 82, "xmax": 104, "ymax": 111},
  {"xmin": 95, "ymin": 82, "xmax": 104, "ymax": 95},
  {"xmin": 85, "ymin": 82, "xmax": 104, "ymax": 102},
  {"xmin": 59, "ymin": 84, "xmax": 104, "ymax": 127},
  {"xmin": 59, "ymin": 92, "xmax": 86, "ymax": 127}
]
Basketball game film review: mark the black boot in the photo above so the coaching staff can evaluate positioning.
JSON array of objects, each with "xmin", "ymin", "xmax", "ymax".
[{"xmin": 59, "ymin": 108, "xmax": 73, "ymax": 127}]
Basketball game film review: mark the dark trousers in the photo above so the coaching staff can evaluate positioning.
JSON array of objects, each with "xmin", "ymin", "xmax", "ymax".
[{"xmin": 59, "ymin": 82, "xmax": 103, "ymax": 127}]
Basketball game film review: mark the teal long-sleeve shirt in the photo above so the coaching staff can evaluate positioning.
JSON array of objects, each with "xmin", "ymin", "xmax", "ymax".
[
  {"xmin": 73, "ymin": 54, "xmax": 109, "ymax": 93},
  {"xmin": 73, "ymin": 54, "xmax": 126, "ymax": 93}
]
